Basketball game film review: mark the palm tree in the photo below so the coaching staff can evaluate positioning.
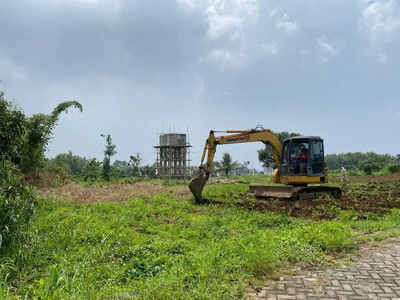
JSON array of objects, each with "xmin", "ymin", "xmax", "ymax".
[{"xmin": 214, "ymin": 152, "xmax": 239, "ymax": 178}]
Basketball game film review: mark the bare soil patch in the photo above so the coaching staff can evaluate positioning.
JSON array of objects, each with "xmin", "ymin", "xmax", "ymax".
[
  {"xmin": 242, "ymin": 180, "xmax": 400, "ymax": 219},
  {"xmin": 330, "ymin": 173, "xmax": 400, "ymax": 183},
  {"xmin": 203, "ymin": 174, "xmax": 400, "ymax": 220}
]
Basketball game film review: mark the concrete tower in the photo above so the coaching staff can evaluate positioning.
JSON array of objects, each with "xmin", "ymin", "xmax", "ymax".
[{"xmin": 154, "ymin": 133, "xmax": 192, "ymax": 179}]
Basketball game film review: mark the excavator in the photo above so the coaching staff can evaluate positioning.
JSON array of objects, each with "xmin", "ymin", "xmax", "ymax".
[{"xmin": 188, "ymin": 125, "xmax": 342, "ymax": 202}]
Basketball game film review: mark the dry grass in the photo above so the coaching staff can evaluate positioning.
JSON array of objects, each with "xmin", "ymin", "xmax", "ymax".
[{"xmin": 36, "ymin": 182, "xmax": 192, "ymax": 203}]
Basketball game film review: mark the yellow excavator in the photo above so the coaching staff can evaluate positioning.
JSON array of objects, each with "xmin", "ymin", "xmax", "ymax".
[{"xmin": 188, "ymin": 125, "xmax": 342, "ymax": 202}]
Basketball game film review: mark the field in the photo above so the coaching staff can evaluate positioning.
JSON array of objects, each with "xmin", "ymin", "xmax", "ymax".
[{"xmin": 2, "ymin": 174, "xmax": 400, "ymax": 299}]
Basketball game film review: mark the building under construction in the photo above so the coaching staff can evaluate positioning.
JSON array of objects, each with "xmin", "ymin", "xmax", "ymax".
[{"xmin": 154, "ymin": 133, "xmax": 192, "ymax": 179}]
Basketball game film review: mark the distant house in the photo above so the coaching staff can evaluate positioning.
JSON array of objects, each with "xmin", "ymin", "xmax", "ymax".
[
  {"xmin": 214, "ymin": 164, "xmax": 255, "ymax": 177},
  {"xmin": 263, "ymin": 167, "xmax": 274, "ymax": 174}
]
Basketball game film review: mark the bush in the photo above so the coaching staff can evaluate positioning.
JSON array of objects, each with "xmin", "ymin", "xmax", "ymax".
[
  {"xmin": 0, "ymin": 163, "xmax": 36, "ymax": 250},
  {"xmin": 361, "ymin": 162, "xmax": 382, "ymax": 175},
  {"xmin": 387, "ymin": 163, "xmax": 400, "ymax": 174}
]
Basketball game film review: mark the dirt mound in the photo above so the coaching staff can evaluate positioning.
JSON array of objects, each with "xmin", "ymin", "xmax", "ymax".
[{"xmin": 237, "ymin": 180, "xmax": 400, "ymax": 219}]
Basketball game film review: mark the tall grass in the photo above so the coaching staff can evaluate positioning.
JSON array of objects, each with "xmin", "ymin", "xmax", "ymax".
[
  {"xmin": 0, "ymin": 163, "xmax": 36, "ymax": 251},
  {"xmin": 2, "ymin": 175, "xmax": 400, "ymax": 299}
]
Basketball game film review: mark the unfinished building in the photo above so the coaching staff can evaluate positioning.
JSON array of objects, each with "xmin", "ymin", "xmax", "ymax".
[{"xmin": 154, "ymin": 133, "xmax": 192, "ymax": 179}]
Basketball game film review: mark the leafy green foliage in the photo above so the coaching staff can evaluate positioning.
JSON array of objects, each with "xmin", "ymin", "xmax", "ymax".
[
  {"xmin": 325, "ymin": 151, "xmax": 397, "ymax": 172},
  {"xmin": 113, "ymin": 160, "xmax": 128, "ymax": 168},
  {"xmin": 83, "ymin": 158, "xmax": 102, "ymax": 181},
  {"xmin": 129, "ymin": 153, "xmax": 143, "ymax": 168},
  {"xmin": 2, "ymin": 174, "xmax": 400, "ymax": 298},
  {"xmin": 214, "ymin": 152, "xmax": 239, "ymax": 177},
  {"xmin": 127, "ymin": 153, "xmax": 143, "ymax": 177},
  {"xmin": 0, "ymin": 94, "xmax": 26, "ymax": 165},
  {"xmin": 20, "ymin": 101, "xmax": 83, "ymax": 173},
  {"xmin": 258, "ymin": 131, "xmax": 301, "ymax": 168},
  {"xmin": 0, "ymin": 162, "xmax": 36, "ymax": 250},
  {"xmin": 359, "ymin": 158, "xmax": 385, "ymax": 175},
  {"xmin": 140, "ymin": 165, "xmax": 156, "ymax": 179},
  {"xmin": 0, "ymin": 91, "xmax": 81, "ymax": 253},
  {"xmin": 101, "ymin": 134, "xmax": 117, "ymax": 181},
  {"xmin": 0, "ymin": 194, "xmax": 359, "ymax": 299},
  {"xmin": 1, "ymin": 92, "xmax": 83, "ymax": 174},
  {"xmin": 50, "ymin": 151, "xmax": 89, "ymax": 175},
  {"xmin": 386, "ymin": 163, "xmax": 400, "ymax": 174},
  {"xmin": 4, "ymin": 183, "xmax": 400, "ymax": 299}
]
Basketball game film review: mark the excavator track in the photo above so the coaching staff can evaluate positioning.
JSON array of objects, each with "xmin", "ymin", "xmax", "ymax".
[{"xmin": 247, "ymin": 185, "xmax": 342, "ymax": 200}]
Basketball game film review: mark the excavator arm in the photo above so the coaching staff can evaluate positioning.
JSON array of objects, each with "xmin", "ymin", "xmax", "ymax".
[{"xmin": 189, "ymin": 127, "xmax": 283, "ymax": 202}]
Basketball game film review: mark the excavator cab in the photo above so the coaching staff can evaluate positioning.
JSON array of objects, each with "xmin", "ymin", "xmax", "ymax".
[{"xmin": 280, "ymin": 137, "xmax": 325, "ymax": 178}]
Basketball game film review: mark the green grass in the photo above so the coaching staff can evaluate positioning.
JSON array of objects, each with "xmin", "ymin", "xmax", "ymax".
[{"xmin": 2, "ymin": 180, "xmax": 400, "ymax": 299}]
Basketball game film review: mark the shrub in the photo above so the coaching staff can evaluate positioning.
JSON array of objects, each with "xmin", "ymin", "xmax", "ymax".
[
  {"xmin": 0, "ymin": 163, "xmax": 36, "ymax": 250},
  {"xmin": 387, "ymin": 163, "xmax": 400, "ymax": 174}
]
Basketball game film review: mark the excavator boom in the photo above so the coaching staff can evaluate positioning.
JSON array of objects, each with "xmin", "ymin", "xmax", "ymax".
[{"xmin": 189, "ymin": 127, "xmax": 283, "ymax": 202}]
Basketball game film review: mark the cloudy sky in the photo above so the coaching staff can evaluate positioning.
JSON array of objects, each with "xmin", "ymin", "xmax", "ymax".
[{"xmin": 1, "ymin": 0, "xmax": 400, "ymax": 170}]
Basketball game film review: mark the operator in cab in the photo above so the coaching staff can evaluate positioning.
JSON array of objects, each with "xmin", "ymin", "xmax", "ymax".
[{"xmin": 291, "ymin": 145, "xmax": 308, "ymax": 173}]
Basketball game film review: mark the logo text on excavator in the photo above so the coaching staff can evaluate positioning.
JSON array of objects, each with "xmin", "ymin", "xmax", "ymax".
[{"xmin": 227, "ymin": 137, "xmax": 245, "ymax": 142}]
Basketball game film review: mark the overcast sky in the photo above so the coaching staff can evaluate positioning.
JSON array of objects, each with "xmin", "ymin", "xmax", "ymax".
[{"xmin": 1, "ymin": 0, "xmax": 400, "ymax": 170}]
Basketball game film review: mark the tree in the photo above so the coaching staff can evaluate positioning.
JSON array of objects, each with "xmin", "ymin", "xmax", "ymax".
[
  {"xmin": 0, "ymin": 91, "xmax": 80, "ymax": 248},
  {"xmin": 51, "ymin": 150, "xmax": 88, "ymax": 175},
  {"xmin": 129, "ymin": 153, "xmax": 143, "ymax": 177},
  {"xmin": 129, "ymin": 152, "xmax": 143, "ymax": 167},
  {"xmin": 140, "ymin": 165, "xmax": 156, "ymax": 179},
  {"xmin": 21, "ymin": 101, "xmax": 83, "ymax": 173},
  {"xmin": 101, "ymin": 134, "xmax": 117, "ymax": 181},
  {"xmin": 243, "ymin": 161, "xmax": 250, "ymax": 169},
  {"xmin": 360, "ymin": 159, "xmax": 381, "ymax": 175},
  {"xmin": 0, "ymin": 91, "xmax": 83, "ymax": 174},
  {"xmin": 83, "ymin": 158, "xmax": 101, "ymax": 181},
  {"xmin": 214, "ymin": 152, "xmax": 239, "ymax": 177},
  {"xmin": 257, "ymin": 131, "xmax": 301, "ymax": 168},
  {"xmin": 0, "ymin": 94, "xmax": 26, "ymax": 164},
  {"xmin": 325, "ymin": 151, "xmax": 396, "ymax": 171},
  {"xmin": 113, "ymin": 160, "xmax": 128, "ymax": 168}
]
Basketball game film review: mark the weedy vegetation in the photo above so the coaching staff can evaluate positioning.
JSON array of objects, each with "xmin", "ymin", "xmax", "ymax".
[{"xmin": 1, "ymin": 174, "xmax": 400, "ymax": 299}]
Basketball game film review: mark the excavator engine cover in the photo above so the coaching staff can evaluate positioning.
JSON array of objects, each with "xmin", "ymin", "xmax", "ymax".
[{"xmin": 248, "ymin": 185, "xmax": 342, "ymax": 200}]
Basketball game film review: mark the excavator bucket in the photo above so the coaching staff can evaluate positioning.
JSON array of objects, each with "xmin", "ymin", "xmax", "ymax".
[{"xmin": 188, "ymin": 175, "xmax": 209, "ymax": 203}]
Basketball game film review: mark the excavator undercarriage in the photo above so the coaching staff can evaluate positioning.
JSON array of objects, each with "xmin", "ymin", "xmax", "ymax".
[{"xmin": 247, "ymin": 184, "xmax": 342, "ymax": 200}]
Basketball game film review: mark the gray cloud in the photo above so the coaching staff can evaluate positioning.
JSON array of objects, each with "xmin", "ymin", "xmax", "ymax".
[{"xmin": 1, "ymin": 0, "xmax": 400, "ymax": 169}]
